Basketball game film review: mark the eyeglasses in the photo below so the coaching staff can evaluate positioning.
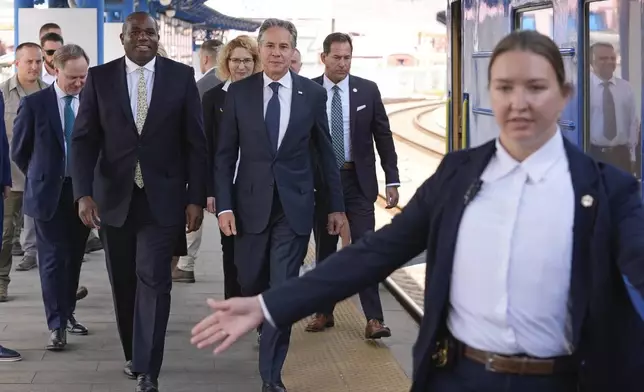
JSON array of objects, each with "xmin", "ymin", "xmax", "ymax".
[{"xmin": 229, "ymin": 58, "xmax": 254, "ymax": 66}]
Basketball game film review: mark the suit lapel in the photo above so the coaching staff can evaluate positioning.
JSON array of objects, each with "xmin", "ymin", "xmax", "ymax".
[
  {"xmin": 276, "ymin": 71, "xmax": 303, "ymax": 157},
  {"xmin": 45, "ymin": 85, "xmax": 65, "ymax": 150},
  {"xmin": 249, "ymin": 73, "xmax": 274, "ymax": 155},
  {"xmin": 563, "ymin": 137, "xmax": 600, "ymax": 349},
  {"xmin": 115, "ymin": 57, "xmax": 137, "ymax": 135},
  {"xmin": 348, "ymin": 75, "xmax": 358, "ymax": 141}
]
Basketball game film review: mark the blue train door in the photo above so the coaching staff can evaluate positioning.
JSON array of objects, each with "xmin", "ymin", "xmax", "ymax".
[{"xmin": 582, "ymin": 0, "xmax": 643, "ymax": 187}]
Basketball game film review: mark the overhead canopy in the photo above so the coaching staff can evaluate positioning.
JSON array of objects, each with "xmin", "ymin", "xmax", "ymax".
[{"xmin": 152, "ymin": 0, "xmax": 261, "ymax": 32}]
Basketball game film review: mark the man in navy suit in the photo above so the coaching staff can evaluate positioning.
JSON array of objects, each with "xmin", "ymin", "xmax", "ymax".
[
  {"xmin": 12, "ymin": 44, "xmax": 91, "ymax": 351},
  {"xmin": 308, "ymin": 32, "xmax": 400, "ymax": 338},
  {"xmin": 215, "ymin": 18, "xmax": 345, "ymax": 392},
  {"xmin": 71, "ymin": 11, "xmax": 207, "ymax": 392},
  {"xmin": 0, "ymin": 91, "xmax": 20, "ymax": 362}
]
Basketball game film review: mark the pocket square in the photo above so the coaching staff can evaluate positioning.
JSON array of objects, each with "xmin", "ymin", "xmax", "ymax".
[{"xmin": 357, "ymin": 105, "xmax": 366, "ymax": 111}]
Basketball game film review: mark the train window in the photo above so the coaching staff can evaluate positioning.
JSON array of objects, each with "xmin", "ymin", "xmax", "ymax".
[
  {"xmin": 515, "ymin": 7, "xmax": 554, "ymax": 38},
  {"xmin": 585, "ymin": 0, "xmax": 642, "ymax": 179}
]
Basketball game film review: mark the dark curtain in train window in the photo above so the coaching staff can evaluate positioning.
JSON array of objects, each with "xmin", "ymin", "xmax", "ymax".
[{"xmin": 586, "ymin": 0, "xmax": 642, "ymax": 179}]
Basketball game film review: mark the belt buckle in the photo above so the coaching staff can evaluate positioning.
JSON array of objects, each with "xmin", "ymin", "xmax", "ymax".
[{"xmin": 484, "ymin": 353, "xmax": 498, "ymax": 372}]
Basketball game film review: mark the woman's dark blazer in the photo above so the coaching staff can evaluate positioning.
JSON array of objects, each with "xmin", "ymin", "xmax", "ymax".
[{"xmin": 202, "ymin": 82, "xmax": 227, "ymax": 198}]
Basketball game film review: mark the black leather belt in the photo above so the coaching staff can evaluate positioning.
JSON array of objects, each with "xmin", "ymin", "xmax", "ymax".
[{"xmin": 341, "ymin": 162, "xmax": 355, "ymax": 170}]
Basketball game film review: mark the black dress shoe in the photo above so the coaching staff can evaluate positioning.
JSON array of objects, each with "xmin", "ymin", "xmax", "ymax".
[
  {"xmin": 262, "ymin": 382, "xmax": 287, "ymax": 392},
  {"xmin": 46, "ymin": 328, "xmax": 66, "ymax": 351},
  {"xmin": 67, "ymin": 315, "xmax": 88, "ymax": 335},
  {"xmin": 136, "ymin": 373, "xmax": 158, "ymax": 392},
  {"xmin": 123, "ymin": 360, "xmax": 137, "ymax": 379}
]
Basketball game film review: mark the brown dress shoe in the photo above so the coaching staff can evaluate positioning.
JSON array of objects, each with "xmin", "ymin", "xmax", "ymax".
[
  {"xmin": 365, "ymin": 319, "xmax": 391, "ymax": 339},
  {"xmin": 76, "ymin": 286, "xmax": 88, "ymax": 300},
  {"xmin": 172, "ymin": 268, "xmax": 195, "ymax": 283},
  {"xmin": 305, "ymin": 313, "xmax": 335, "ymax": 332}
]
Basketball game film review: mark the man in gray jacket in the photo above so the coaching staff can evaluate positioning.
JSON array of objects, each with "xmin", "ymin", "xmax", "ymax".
[{"xmin": 196, "ymin": 39, "xmax": 222, "ymax": 98}]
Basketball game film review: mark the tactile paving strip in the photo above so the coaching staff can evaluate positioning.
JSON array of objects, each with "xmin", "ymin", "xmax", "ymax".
[{"xmin": 282, "ymin": 239, "xmax": 412, "ymax": 391}]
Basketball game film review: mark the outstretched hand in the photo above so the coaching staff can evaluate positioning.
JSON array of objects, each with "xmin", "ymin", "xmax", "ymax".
[{"xmin": 191, "ymin": 297, "xmax": 265, "ymax": 355}]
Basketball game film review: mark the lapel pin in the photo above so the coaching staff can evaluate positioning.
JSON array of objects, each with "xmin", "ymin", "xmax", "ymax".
[
  {"xmin": 219, "ymin": 108, "xmax": 223, "ymax": 112},
  {"xmin": 581, "ymin": 195, "xmax": 594, "ymax": 208},
  {"xmin": 353, "ymin": 88, "xmax": 358, "ymax": 92},
  {"xmin": 297, "ymin": 90, "xmax": 303, "ymax": 95}
]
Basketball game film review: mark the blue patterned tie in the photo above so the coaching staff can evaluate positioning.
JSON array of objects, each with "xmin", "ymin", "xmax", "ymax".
[
  {"xmin": 63, "ymin": 95, "xmax": 75, "ymax": 176},
  {"xmin": 265, "ymin": 82, "xmax": 281, "ymax": 152},
  {"xmin": 331, "ymin": 85, "xmax": 345, "ymax": 168}
]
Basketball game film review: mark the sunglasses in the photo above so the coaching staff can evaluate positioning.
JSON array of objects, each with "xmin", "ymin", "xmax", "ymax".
[{"xmin": 44, "ymin": 50, "xmax": 56, "ymax": 56}]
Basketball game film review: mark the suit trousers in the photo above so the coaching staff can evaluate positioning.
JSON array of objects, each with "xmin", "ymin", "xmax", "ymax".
[
  {"xmin": 34, "ymin": 179, "xmax": 90, "ymax": 330},
  {"xmin": 234, "ymin": 191, "xmax": 309, "ymax": 384},
  {"xmin": 100, "ymin": 186, "xmax": 181, "ymax": 379},
  {"xmin": 221, "ymin": 230, "xmax": 240, "ymax": 299},
  {"xmin": 313, "ymin": 168, "xmax": 383, "ymax": 321}
]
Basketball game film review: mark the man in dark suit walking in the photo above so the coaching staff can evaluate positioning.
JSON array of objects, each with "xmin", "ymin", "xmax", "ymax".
[
  {"xmin": 308, "ymin": 32, "xmax": 400, "ymax": 338},
  {"xmin": 71, "ymin": 12, "xmax": 207, "ymax": 392},
  {"xmin": 215, "ymin": 18, "xmax": 346, "ymax": 392},
  {"xmin": 11, "ymin": 44, "xmax": 91, "ymax": 351}
]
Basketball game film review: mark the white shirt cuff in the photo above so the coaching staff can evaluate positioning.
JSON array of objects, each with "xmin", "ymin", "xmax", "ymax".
[
  {"xmin": 217, "ymin": 210, "xmax": 232, "ymax": 217},
  {"xmin": 385, "ymin": 183, "xmax": 401, "ymax": 187},
  {"xmin": 258, "ymin": 294, "xmax": 276, "ymax": 328}
]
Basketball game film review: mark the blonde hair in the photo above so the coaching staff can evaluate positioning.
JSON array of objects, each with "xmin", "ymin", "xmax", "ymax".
[
  {"xmin": 216, "ymin": 35, "xmax": 262, "ymax": 81},
  {"xmin": 157, "ymin": 43, "xmax": 168, "ymax": 58}
]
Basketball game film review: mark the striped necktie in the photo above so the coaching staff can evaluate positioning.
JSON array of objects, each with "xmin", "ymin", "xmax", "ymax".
[{"xmin": 331, "ymin": 85, "xmax": 345, "ymax": 168}]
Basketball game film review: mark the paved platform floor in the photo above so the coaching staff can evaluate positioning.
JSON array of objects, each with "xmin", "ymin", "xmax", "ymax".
[{"xmin": 0, "ymin": 214, "xmax": 418, "ymax": 392}]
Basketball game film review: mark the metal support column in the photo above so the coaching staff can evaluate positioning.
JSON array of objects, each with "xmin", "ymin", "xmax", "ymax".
[
  {"xmin": 14, "ymin": 0, "xmax": 35, "ymax": 47},
  {"xmin": 123, "ymin": 0, "xmax": 135, "ymax": 18},
  {"xmin": 136, "ymin": 0, "xmax": 150, "ymax": 13},
  {"xmin": 79, "ymin": 0, "xmax": 105, "ymax": 64}
]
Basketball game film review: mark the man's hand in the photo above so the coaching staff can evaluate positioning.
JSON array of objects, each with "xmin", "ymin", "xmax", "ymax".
[
  {"xmin": 339, "ymin": 219, "xmax": 351, "ymax": 248},
  {"xmin": 327, "ymin": 212, "xmax": 346, "ymax": 235},
  {"xmin": 78, "ymin": 196, "xmax": 101, "ymax": 229},
  {"xmin": 206, "ymin": 197, "xmax": 216, "ymax": 214},
  {"xmin": 186, "ymin": 204, "xmax": 204, "ymax": 233},
  {"xmin": 2, "ymin": 186, "xmax": 10, "ymax": 200},
  {"xmin": 191, "ymin": 297, "xmax": 265, "ymax": 355},
  {"xmin": 218, "ymin": 211, "xmax": 237, "ymax": 236},
  {"xmin": 385, "ymin": 186, "xmax": 399, "ymax": 209}
]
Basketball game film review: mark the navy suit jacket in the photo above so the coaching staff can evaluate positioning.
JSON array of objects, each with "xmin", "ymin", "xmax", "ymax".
[
  {"xmin": 71, "ymin": 56, "xmax": 208, "ymax": 227},
  {"xmin": 311, "ymin": 75, "xmax": 400, "ymax": 203},
  {"xmin": 12, "ymin": 85, "xmax": 69, "ymax": 221},
  {"xmin": 215, "ymin": 71, "xmax": 344, "ymax": 235},
  {"xmin": 261, "ymin": 135, "xmax": 644, "ymax": 392},
  {"xmin": 0, "ymin": 92, "xmax": 11, "ymax": 190}
]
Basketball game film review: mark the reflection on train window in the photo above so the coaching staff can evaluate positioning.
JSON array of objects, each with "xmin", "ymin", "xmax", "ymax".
[
  {"xmin": 586, "ymin": 0, "xmax": 642, "ymax": 179},
  {"xmin": 517, "ymin": 7, "xmax": 553, "ymax": 38}
]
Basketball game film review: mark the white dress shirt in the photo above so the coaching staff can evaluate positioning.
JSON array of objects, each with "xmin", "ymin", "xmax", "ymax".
[
  {"xmin": 262, "ymin": 72, "xmax": 292, "ymax": 149},
  {"xmin": 588, "ymin": 72, "xmax": 639, "ymax": 156},
  {"xmin": 322, "ymin": 74, "xmax": 351, "ymax": 161},
  {"xmin": 124, "ymin": 55, "xmax": 155, "ymax": 117},
  {"xmin": 53, "ymin": 81, "xmax": 79, "ymax": 156},
  {"xmin": 448, "ymin": 130, "xmax": 575, "ymax": 357},
  {"xmin": 41, "ymin": 68, "xmax": 56, "ymax": 86}
]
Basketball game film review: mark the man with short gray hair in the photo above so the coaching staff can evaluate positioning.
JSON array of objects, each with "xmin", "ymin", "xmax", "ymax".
[
  {"xmin": 196, "ymin": 39, "xmax": 222, "ymax": 98},
  {"xmin": 214, "ymin": 17, "xmax": 345, "ymax": 392},
  {"xmin": 11, "ymin": 43, "xmax": 92, "ymax": 351}
]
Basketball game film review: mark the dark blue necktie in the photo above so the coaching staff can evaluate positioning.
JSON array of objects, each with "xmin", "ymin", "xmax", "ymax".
[
  {"xmin": 63, "ymin": 95, "xmax": 75, "ymax": 176},
  {"xmin": 265, "ymin": 82, "xmax": 281, "ymax": 152}
]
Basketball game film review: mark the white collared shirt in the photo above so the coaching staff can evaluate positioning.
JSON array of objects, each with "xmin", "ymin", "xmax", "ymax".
[
  {"xmin": 53, "ymin": 81, "xmax": 79, "ymax": 156},
  {"xmin": 588, "ymin": 72, "xmax": 638, "ymax": 149},
  {"xmin": 124, "ymin": 56, "xmax": 155, "ymax": 120},
  {"xmin": 322, "ymin": 74, "xmax": 351, "ymax": 161},
  {"xmin": 41, "ymin": 68, "xmax": 56, "ymax": 85},
  {"xmin": 262, "ymin": 72, "xmax": 292, "ymax": 149},
  {"xmin": 447, "ymin": 130, "xmax": 575, "ymax": 357}
]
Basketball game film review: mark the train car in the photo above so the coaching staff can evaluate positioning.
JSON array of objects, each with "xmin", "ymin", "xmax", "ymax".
[{"xmin": 438, "ymin": 0, "xmax": 643, "ymax": 187}]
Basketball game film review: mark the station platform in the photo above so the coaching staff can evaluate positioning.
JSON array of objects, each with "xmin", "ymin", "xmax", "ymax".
[{"xmin": 0, "ymin": 214, "xmax": 418, "ymax": 392}]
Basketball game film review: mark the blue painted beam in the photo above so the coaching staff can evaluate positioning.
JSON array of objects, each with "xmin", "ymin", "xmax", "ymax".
[
  {"xmin": 14, "ymin": 0, "xmax": 35, "ymax": 47},
  {"xmin": 78, "ymin": 0, "xmax": 105, "ymax": 64}
]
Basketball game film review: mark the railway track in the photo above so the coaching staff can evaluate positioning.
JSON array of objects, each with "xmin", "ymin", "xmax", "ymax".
[{"xmin": 373, "ymin": 99, "xmax": 447, "ymax": 322}]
